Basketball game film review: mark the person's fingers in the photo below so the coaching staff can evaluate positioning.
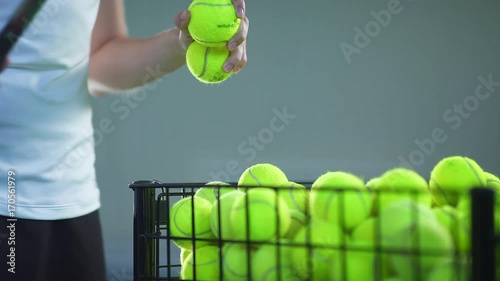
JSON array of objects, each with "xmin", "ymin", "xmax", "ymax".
[
  {"xmin": 233, "ymin": 44, "xmax": 247, "ymax": 74},
  {"xmin": 174, "ymin": 10, "xmax": 190, "ymax": 30},
  {"xmin": 223, "ymin": 44, "xmax": 244, "ymax": 73},
  {"xmin": 231, "ymin": 0, "xmax": 246, "ymax": 18},
  {"xmin": 174, "ymin": 10, "xmax": 193, "ymax": 49},
  {"xmin": 227, "ymin": 16, "xmax": 249, "ymax": 51}
]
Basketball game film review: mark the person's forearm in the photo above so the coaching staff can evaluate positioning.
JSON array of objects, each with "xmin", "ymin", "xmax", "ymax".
[{"xmin": 88, "ymin": 28, "xmax": 185, "ymax": 94}]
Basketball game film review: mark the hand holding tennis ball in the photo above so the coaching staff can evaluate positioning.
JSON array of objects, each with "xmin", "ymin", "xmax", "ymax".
[{"xmin": 173, "ymin": 0, "xmax": 249, "ymax": 83}]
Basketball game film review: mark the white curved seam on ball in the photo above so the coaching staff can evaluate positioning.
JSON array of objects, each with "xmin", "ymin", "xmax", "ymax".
[
  {"xmin": 431, "ymin": 178, "xmax": 451, "ymax": 206},
  {"xmin": 289, "ymin": 182, "xmax": 303, "ymax": 212},
  {"xmin": 174, "ymin": 199, "xmax": 212, "ymax": 237},
  {"xmin": 198, "ymin": 47, "xmax": 210, "ymax": 78},
  {"xmin": 223, "ymin": 244, "xmax": 248, "ymax": 277},
  {"xmin": 248, "ymin": 168, "xmax": 263, "ymax": 186},
  {"xmin": 262, "ymin": 263, "xmax": 294, "ymax": 281},
  {"xmin": 463, "ymin": 157, "xmax": 484, "ymax": 187}
]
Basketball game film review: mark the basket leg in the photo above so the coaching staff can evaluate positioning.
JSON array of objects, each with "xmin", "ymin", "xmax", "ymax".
[
  {"xmin": 470, "ymin": 188, "xmax": 495, "ymax": 281},
  {"xmin": 133, "ymin": 186, "xmax": 156, "ymax": 281}
]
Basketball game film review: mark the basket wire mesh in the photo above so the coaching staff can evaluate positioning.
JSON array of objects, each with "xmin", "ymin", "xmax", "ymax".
[{"xmin": 129, "ymin": 180, "xmax": 498, "ymax": 281}]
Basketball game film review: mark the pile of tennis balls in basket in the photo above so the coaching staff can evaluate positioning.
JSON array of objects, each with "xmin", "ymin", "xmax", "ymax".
[
  {"xmin": 185, "ymin": 0, "xmax": 241, "ymax": 84},
  {"xmin": 169, "ymin": 155, "xmax": 500, "ymax": 281}
]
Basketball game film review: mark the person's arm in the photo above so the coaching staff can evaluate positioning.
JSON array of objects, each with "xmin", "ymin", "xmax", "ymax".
[
  {"xmin": 88, "ymin": 0, "xmax": 185, "ymax": 95},
  {"xmin": 88, "ymin": 0, "xmax": 248, "ymax": 96}
]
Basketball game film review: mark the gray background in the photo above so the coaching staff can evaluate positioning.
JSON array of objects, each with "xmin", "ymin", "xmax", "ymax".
[{"xmin": 90, "ymin": 0, "xmax": 500, "ymax": 279}]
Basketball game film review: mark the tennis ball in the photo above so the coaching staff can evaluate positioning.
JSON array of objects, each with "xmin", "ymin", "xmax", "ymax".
[
  {"xmin": 170, "ymin": 196, "xmax": 215, "ymax": 250},
  {"xmin": 230, "ymin": 188, "xmax": 291, "ymax": 241},
  {"xmin": 251, "ymin": 241, "xmax": 301, "ymax": 281},
  {"xmin": 373, "ymin": 168, "xmax": 432, "ymax": 214},
  {"xmin": 186, "ymin": 41, "xmax": 232, "ymax": 84},
  {"xmin": 351, "ymin": 217, "xmax": 377, "ymax": 242},
  {"xmin": 180, "ymin": 248, "xmax": 191, "ymax": 267},
  {"xmin": 181, "ymin": 245, "xmax": 221, "ymax": 280},
  {"xmin": 277, "ymin": 181, "xmax": 309, "ymax": 214},
  {"xmin": 427, "ymin": 261, "xmax": 470, "ymax": 281},
  {"xmin": 238, "ymin": 163, "xmax": 288, "ymax": 190},
  {"xmin": 291, "ymin": 220, "xmax": 346, "ymax": 281},
  {"xmin": 221, "ymin": 243, "xmax": 253, "ymax": 281},
  {"xmin": 384, "ymin": 218, "xmax": 455, "ymax": 280},
  {"xmin": 366, "ymin": 177, "xmax": 380, "ymax": 191},
  {"xmin": 378, "ymin": 199, "xmax": 438, "ymax": 238},
  {"xmin": 195, "ymin": 181, "xmax": 235, "ymax": 204},
  {"xmin": 331, "ymin": 240, "xmax": 386, "ymax": 281},
  {"xmin": 432, "ymin": 206, "xmax": 470, "ymax": 253},
  {"xmin": 485, "ymin": 172, "xmax": 500, "ymax": 190},
  {"xmin": 484, "ymin": 172, "xmax": 500, "ymax": 211},
  {"xmin": 210, "ymin": 190, "xmax": 245, "ymax": 240},
  {"xmin": 284, "ymin": 209, "xmax": 308, "ymax": 240},
  {"xmin": 310, "ymin": 171, "xmax": 371, "ymax": 231},
  {"xmin": 429, "ymin": 156, "xmax": 486, "ymax": 207},
  {"xmin": 350, "ymin": 217, "xmax": 396, "ymax": 278},
  {"xmin": 188, "ymin": 0, "xmax": 241, "ymax": 47}
]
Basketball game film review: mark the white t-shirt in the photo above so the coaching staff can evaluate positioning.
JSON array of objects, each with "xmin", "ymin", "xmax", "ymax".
[{"xmin": 0, "ymin": 0, "xmax": 101, "ymax": 220}]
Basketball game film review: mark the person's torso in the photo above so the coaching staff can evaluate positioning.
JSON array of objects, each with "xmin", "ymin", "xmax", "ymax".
[{"xmin": 0, "ymin": 0, "xmax": 102, "ymax": 220}]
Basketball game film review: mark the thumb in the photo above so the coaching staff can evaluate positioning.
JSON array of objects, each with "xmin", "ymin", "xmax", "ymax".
[{"xmin": 174, "ymin": 10, "xmax": 190, "ymax": 30}]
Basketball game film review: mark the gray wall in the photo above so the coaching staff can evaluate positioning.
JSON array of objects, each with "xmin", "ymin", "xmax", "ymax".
[{"xmin": 91, "ymin": 0, "xmax": 500, "ymax": 279}]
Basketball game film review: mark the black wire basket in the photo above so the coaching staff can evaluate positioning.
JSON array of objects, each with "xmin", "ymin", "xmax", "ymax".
[{"xmin": 129, "ymin": 180, "xmax": 498, "ymax": 281}]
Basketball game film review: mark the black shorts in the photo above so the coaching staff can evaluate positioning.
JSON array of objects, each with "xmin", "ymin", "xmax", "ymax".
[{"xmin": 0, "ymin": 210, "xmax": 106, "ymax": 281}]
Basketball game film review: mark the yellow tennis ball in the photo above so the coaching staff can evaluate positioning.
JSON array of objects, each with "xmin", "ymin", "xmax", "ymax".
[
  {"xmin": 291, "ymin": 220, "xmax": 347, "ymax": 281},
  {"xmin": 195, "ymin": 181, "xmax": 235, "ymax": 204},
  {"xmin": 378, "ymin": 199, "xmax": 438, "ymax": 238},
  {"xmin": 432, "ymin": 206, "xmax": 470, "ymax": 253},
  {"xmin": 238, "ymin": 163, "xmax": 288, "ymax": 190},
  {"xmin": 251, "ymin": 241, "xmax": 301, "ymax": 281},
  {"xmin": 186, "ymin": 41, "xmax": 232, "ymax": 84},
  {"xmin": 350, "ymin": 217, "xmax": 395, "ymax": 278},
  {"xmin": 169, "ymin": 196, "xmax": 215, "ymax": 250},
  {"xmin": 181, "ymin": 246, "xmax": 221, "ymax": 280},
  {"xmin": 427, "ymin": 261, "xmax": 470, "ymax": 281},
  {"xmin": 484, "ymin": 172, "xmax": 500, "ymax": 212},
  {"xmin": 188, "ymin": 0, "xmax": 241, "ymax": 47},
  {"xmin": 210, "ymin": 190, "xmax": 245, "ymax": 240},
  {"xmin": 310, "ymin": 171, "xmax": 371, "ymax": 231},
  {"xmin": 221, "ymin": 243, "xmax": 253, "ymax": 281},
  {"xmin": 373, "ymin": 168, "xmax": 432, "ymax": 214},
  {"xmin": 351, "ymin": 217, "xmax": 377, "ymax": 242},
  {"xmin": 230, "ymin": 188, "xmax": 291, "ymax": 241},
  {"xmin": 284, "ymin": 209, "xmax": 308, "ymax": 240},
  {"xmin": 366, "ymin": 177, "xmax": 380, "ymax": 191},
  {"xmin": 485, "ymin": 172, "xmax": 500, "ymax": 190},
  {"xmin": 429, "ymin": 156, "xmax": 487, "ymax": 207},
  {"xmin": 331, "ymin": 240, "xmax": 386, "ymax": 281},
  {"xmin": 180, "ymin": 248, "xmax": 191, "ymax": 267},
  {"xmin": 277, "ymin": 181, "xmax": 309, "ymax": 214},
  {"xmin": 384, "ymin": 218, "xmax": 455, "ymax": 280}
]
